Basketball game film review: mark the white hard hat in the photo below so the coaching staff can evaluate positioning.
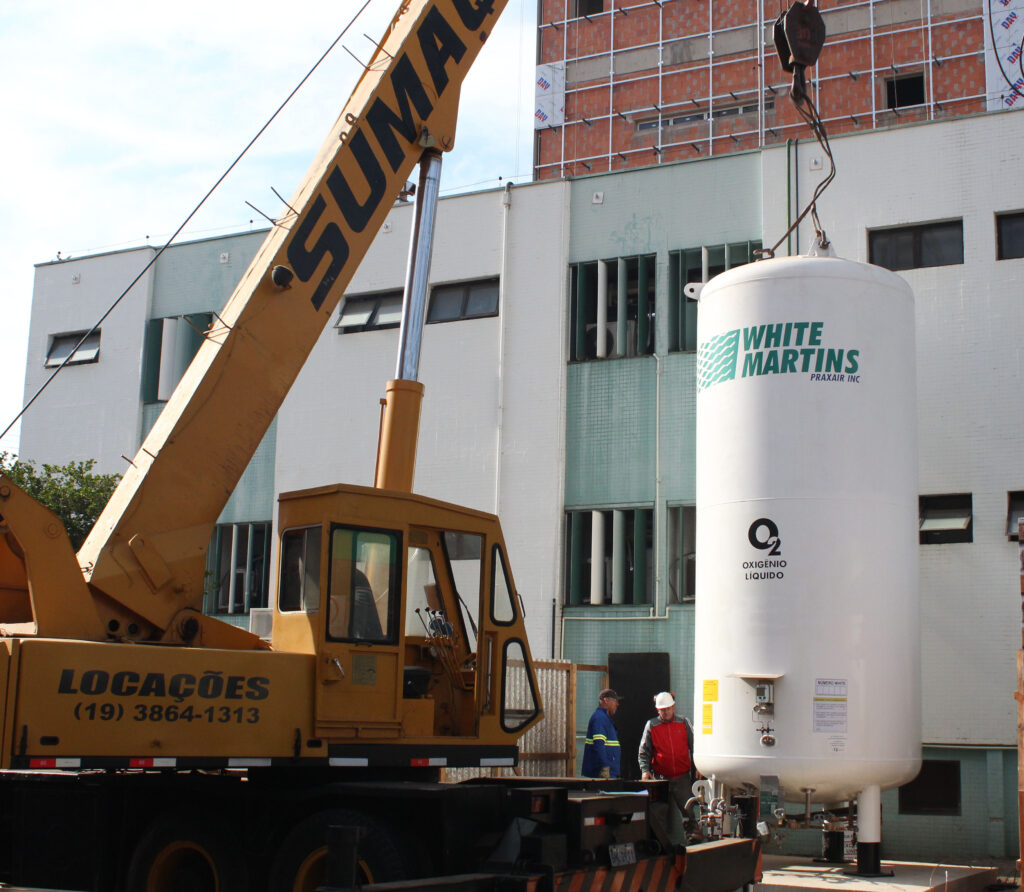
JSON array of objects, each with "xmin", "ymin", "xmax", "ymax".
[{"xmin": 654, "ymin": 691, "xmax": 675, "ymax": 709}]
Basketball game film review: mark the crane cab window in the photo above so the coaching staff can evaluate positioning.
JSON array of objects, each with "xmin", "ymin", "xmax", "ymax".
[
  {"xmin": 279, "ymin": 526, "xmax": 321, "ymax": 612},
  {"xmin": 406, "ymin": 545, "xmax": 442, "ymax": 635},
  {"xmin": 328, "ymin": 526, "xmax": 399, "ymax": 644},
  {"xmin": 442, "ymin": 532, "xmax": 482, "ymax": 652},
  {"xmin": 490, "ymin": 545, "xmax": 516, "ymax": 625},
  {"xmin": 501, "ymin": 639, "xmax": 539, "ymax": 732}
]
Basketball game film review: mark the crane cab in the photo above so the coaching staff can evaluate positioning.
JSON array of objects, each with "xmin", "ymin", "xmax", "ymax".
[{"xmin": 271, "ymin": 482, "xmax": 541, "ymax": 754}]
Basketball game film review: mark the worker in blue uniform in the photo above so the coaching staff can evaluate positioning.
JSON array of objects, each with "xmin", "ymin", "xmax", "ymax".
[{"xmin": 581, "ymin": 688, "xmax": 622, "ymax": 779}]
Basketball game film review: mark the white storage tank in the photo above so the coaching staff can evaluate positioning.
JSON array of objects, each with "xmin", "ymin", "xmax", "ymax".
[{"xmin": 693, "ymin": 254, "xmax": 920, "ymax": 805}]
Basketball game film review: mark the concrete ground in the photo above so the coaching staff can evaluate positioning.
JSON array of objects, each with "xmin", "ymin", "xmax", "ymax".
[{"xmin": 753, "ymin": 854, "xmax": 1015, "ymax": 891}]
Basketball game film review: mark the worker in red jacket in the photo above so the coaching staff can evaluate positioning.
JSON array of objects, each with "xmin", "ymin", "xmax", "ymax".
[{"xmin": 638, "ymin": 691, "xmax": 696, "ymax": 850}]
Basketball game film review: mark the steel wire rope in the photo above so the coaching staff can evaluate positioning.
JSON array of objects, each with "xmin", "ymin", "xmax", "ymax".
[
  {"xmin": 0, "ymin": 0, "xmax": 376, "ymax": 446},
  {"xmin": 759, "ymin": 85, "xmax": 836, "ymax": 258}
]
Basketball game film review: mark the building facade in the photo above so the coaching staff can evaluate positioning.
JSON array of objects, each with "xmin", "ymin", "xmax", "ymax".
[{"xmin": 21, "ymin": 106, "xmax": 1024, "ymax": 861}]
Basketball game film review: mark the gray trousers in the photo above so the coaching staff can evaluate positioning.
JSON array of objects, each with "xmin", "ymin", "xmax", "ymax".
[{"xmin": 648, "ymin": 774, "xmax": 694, "ymax": 850}]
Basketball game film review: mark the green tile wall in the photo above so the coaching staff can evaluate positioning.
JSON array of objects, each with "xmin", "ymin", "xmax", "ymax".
[
  {"xmin": 879, "ymin": 746, "xmax": 1018, "ymax": 862},
  {"xmin": 220, "ymin": 417, "xmax": 276, "ymax": 524},
  {"xmin": 568, "ymin": 155, "xmax": 762, "ymax": 264},
  {"xmin": 152, "ymin": 230, "xmax": 268, "ymax": 318},
  {"xmin": 565, "ymin": 359, "xmax": 656, "ymax": 508},
  {"xmin": 657, "ymin": 353, "xmax": 698, "ymax": 501}
]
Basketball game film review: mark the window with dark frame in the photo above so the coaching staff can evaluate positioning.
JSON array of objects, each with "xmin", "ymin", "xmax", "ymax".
[
  {"xmin": 898, "ymin": 759, "xmax": 961, "ymax": 815},
  {"xmin": 919, "ymin": 493, "xmax": 973, "ymax": 545},
  {"xmin": 207, "ymin": 521, "xmax": 272, "ymax": 615},
  {"xmin": 336, "ymin": 289, "xmax": 403, "ymax": 333},
  {"xmin": 669, "ymin": 241, "xmax": 761, "ymax": 352},
  {"xmin": 326, "ymin": 525, "xmax": 400, "ymax": 645},
  {"xmin": 142, "ymin": 314, "xmax": 213, "ymax": 403},
  {"xmin": 635, "ymin": 100, "xmax": 774, "ymax": 134},
  {"xmin": 563, "ymin": 507, "xmax": 654, "ymax": 605},
  {"xmin": 45, "ymin": 330, "xmax": 101, "ymax": 368},
  {"xmin": 427, "ymin": 278, "xmax": 500, "ymax": 323},
  {"xmin": 997, "ymin": 211, "xmax": 1024, "ymax": 260},
  {"xmin": 569, "ymin": 255, "xmax": 655, "ymax": 361},
  {"xmin": 885, "ymin": 73, "xmax": 926, "ymax": 109},
  {"xmin": 571, "ymin": 0, "xmax": 603, "ymax": 16},
  {"xmin": 667, "ymin": 505, "xmax": 696, "ymax": 602},
  {"xmin": 869, "ymin": 220, "xmax": 963, "ymax": 271},
  {"xmin": 1007, "ymin": 492, "xmax": 1024, "ymax": 540}
]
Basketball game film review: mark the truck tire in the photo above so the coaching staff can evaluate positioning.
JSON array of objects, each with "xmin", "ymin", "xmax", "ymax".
[
  {"xmin": 268, "ymin": 808, "xmax": 410, "ymax": 892},
  {"xmin": 125, "ymin": 813, "xmax": 248, "ymax": 892}
]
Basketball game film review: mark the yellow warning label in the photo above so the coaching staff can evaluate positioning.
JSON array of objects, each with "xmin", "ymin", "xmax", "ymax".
[
  {"xmin": 702, "ymin": 702, "xmax": 713, "ymax": 734},
  {"xmin": 703, "ymin": 679, "xmax": 719, "ymax": 702}
]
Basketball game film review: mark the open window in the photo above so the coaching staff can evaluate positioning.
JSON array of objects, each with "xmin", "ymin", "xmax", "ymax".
[
  {"xmin": 569, "ymin": 256, "xmax": 655, "ymax": 361},
  {"xmin": 669, "ymin": 242, "xmax": 760, "ymax": 353},
  {"xmin": 45, "ymin": 330, "xmax": 100, "ymax": 368},
  {"xmin": 279, "ymin": 526, "xmax": 322, "ymax": 612},
  {"xmin": 563, "ymin": 507, "xmax": 654, "ymax": 604},
  {"xmin": 490, "ymin": 545, "xmax": 516, "ymax": 625},
  {"xmin": 405, "ymin": 544, "xmax": 441, "ymax": 634},
  {"xmin": 443, "ymin": 532, "xmax": 482, "ymax": 652},
  {"xmin": 667, "ymin": 505, "xmax": 696, "ymax": 603},
  {"xmin": 1007, "ymin": 492, "xmax": 1024, "ymax": 540},
  {"xmin": 208, "ymin": 521, "xmax": 271, "ymax": 615},
  {"xmin": 501, "ymin": 639, "xmax": 539, "ymax": 732},
  {"xmin": 142, "ymin": 314, "xmax": 212, "ymax": 402},
  {"xmin": 885, "ymin": 72, "xmax": 925, "ymax": 110},
  {"xmin": 336, "ymin": 290, "xmax": 403, "ymax": 333},
  {"xmin": 919, "ymin": 494, "xmax": 972, "ymax": 544}
]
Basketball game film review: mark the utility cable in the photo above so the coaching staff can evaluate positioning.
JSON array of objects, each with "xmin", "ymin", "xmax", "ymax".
[{"xmin": 1, "ymin": 0, "xmax": 375, "ymax": 446}]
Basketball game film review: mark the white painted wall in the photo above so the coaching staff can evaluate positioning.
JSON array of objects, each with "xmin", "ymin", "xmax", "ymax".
[
  {"xmin": 274, "ymin": 180, "xmax": 570, "ymax": 657},
  {"xmin": 21, "ymin": 248, "xmax": 155, "ymax": 474},
  {"xmin": 762, "ymin": 112, "xmax": 1024, "ymax": 746}
]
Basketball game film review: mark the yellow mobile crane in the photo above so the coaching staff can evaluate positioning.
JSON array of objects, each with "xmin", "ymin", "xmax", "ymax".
[{"xmin": 0, "ymin": 0, "xmax": 552, "ymax": 888}]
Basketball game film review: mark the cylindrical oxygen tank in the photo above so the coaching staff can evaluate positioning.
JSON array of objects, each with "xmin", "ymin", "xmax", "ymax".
[{"xmin": 693, "ymin": 254, "xmax": 920, "ymax": 804}]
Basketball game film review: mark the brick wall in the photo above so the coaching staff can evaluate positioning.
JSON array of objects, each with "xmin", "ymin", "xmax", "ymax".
[{"xmin": 535, "ymin": 0, "xmax": 989, "ymax": 178}]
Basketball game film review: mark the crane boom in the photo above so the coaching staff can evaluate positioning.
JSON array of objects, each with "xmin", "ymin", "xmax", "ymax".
[{"xmin": 74, "ymin": 0, "xmax": 506, "ymax": 642}]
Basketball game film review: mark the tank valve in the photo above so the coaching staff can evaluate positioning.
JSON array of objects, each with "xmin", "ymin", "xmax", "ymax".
[{"xmin": 760, "ymin": 733, "xmax": 776, "ymax": 747}]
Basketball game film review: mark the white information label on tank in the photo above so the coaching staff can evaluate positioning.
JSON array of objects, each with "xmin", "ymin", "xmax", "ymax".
[{"xmin": 812, "ymin": 678, "xmax": 848, "ymax": 734}]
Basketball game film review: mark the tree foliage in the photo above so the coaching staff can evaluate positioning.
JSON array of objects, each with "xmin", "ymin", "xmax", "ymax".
[{"xmin": 0, "ymin": 453, "xmax": 121, "ymax": 551}]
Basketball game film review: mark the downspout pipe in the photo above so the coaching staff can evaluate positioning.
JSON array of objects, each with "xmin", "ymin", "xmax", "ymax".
[
  {"xmin": 786, "ymin": 139, "xmax": 793, "ymax": 256},
  {"xmin": 494, "ymin": 181, "xmax": 513, "ymax": 514}
]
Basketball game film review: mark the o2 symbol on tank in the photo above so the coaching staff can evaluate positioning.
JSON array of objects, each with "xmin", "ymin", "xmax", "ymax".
[{"xmin": 748, "ymin": 518, "xmax": 782, "ymax": 556}]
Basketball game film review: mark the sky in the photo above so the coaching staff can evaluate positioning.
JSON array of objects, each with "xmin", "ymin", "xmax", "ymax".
[{"xmin": 0, "ymin": 0, "xmax": 537, "ymax": 453}]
